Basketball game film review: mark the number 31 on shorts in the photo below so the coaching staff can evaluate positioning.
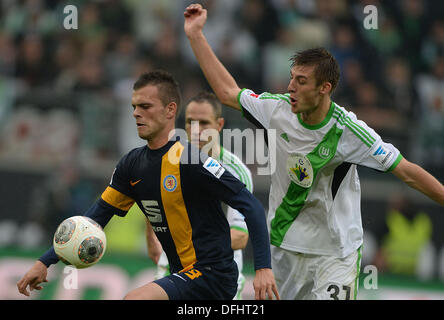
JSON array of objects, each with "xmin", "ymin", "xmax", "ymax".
[{"xmin": 327, "ymin": 284, "xmax": 353, "ymax": 300}]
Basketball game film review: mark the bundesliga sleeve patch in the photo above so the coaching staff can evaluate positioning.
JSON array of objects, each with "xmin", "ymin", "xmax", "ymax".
[
  {"xmin": 371, "ymin": 144, "xmax": 394, "ymax": 167},
  {"xmin": 203, "ymin": 157, "xmax": 225, "ymax": 179}
]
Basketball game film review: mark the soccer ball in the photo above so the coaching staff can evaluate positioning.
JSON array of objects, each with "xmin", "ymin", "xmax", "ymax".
[{"xmin": 53, "ymin": 216, "xmax": 106, "ymax": 269}]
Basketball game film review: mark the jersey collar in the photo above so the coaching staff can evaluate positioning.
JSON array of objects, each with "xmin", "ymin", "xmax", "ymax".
[
  {"xmin": 217, "ymin": 145, "xmax": 224, "ymax": 161},
  {"xmin": 297, "ymin": 101, "xmax": 335, "ymax": 130}
]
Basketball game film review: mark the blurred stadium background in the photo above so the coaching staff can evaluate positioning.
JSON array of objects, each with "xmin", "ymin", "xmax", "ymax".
[{"xmin": 0, "ymin": 0, "xmax": 444, "ymax": 300}]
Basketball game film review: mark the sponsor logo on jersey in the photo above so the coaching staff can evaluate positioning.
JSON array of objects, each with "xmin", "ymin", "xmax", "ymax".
[
  {"xmin": 250, "ymin": 93, "xmax": 259, "ymax": 98},
  {"xmin": 286, "ymin": 153, "xmax": 313, "ymax": 188},
  {"xmin": 203, "ymin": 157, "xmax": 225, "ymax": 178},
  {"xmin": 141, "ymin": 200, "xmax": 162, "ymax": 223},
  {"xmin": 152, "ymin": 226, "xmax": 168, "ymax": 232},
  {"xmin": 163, "ymin": 175, "xmax": 177, "ymax": 192}
]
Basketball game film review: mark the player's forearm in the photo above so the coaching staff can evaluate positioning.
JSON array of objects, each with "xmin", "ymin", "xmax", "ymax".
[
  {"xmin": 409, "ymin": 167, "xmax": 444, "ymax": 205},
  {"xmin": 38, "ymin": 247, "xmax": 58, "ymax": 268},
  {"xmin": 145, "ymin": 220, "xmax": 162, "ymax": 264},
  {"xmin": 187, "ymin": 31, "xmax": 241, "ymax": 110},
  {"xmin": 83, "ymin": 199, "xmax": 116, "ymax": 228},
  {"xmin": 393, "ymin": 159, "xmax": 444, "ymax": 206},
  {"xmin": 226, "ymin": 188, "xmax": 271, "ymax": 270},
  {"xmin": 145, "ymin": 220, "xmax": 158, "ymax": 249},
  {"xmin": 230, "ymin": 228, "xmax": 248, "ymax": 250},
  {"xmin": 38, "ymin": 199, "xmax": 115, "ymax": 267}
]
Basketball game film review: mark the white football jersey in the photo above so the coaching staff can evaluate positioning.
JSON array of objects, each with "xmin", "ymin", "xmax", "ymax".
[{"xmin": 238, "ymin": 89, "xmax": 403, "ymax": 258}]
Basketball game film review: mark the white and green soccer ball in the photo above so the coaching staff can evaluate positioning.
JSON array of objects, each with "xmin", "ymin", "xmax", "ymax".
[{"xmin": 53, "ymin": 216, "xmax": 106, "ymax": 269}]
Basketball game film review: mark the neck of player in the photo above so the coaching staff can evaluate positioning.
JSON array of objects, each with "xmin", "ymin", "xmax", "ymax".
[
  {"xmin": 207, "ymin": 142, "xmax": 221, "ymax": 159},
  {"xmin": 147, "ymin": 126, "xmax": 176, "ymax": 150},
  {"xmin": 300, "ymin": 96, "xmax": 331, "ymax": 126}
]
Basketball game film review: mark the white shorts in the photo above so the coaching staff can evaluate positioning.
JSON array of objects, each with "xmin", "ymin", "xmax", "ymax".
[{"xmin": 271, "ymin": 245, "xmax": 362, "ymax": 300}]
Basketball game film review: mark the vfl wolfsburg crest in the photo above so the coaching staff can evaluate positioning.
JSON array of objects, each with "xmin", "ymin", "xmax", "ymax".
[
  {"xmin": 318, "ymin": 145, "xmax": 331, "ymax": 159},
  {"xmin": 286, "ymin": 153, "xmax": 313, "ymax": 188}
]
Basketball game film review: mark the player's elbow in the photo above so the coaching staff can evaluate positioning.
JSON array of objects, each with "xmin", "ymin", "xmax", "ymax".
[
  {"xmin": 217, "ymin": 87, "xmax": 241, "ymax": 110},
  {"xmin": 391, "ymin": 158, "xmax": 418, "ymax": 186},
  {"xmin": 238, "ymin": 232, "xmax": 248, "ymax": 249},
  {"xmin": 231, "ymin": 229, "xmax": 249, "ymax": 250}
]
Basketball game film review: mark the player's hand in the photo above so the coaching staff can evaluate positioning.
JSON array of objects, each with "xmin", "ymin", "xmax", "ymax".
[
  {"xmin": 17, "ymin": 260, "xmax": 49, "ymax": 297},
  {"xmin": 253, "ymin": 268, "xmax": 280, "ymax": 300},
  {"xmin": 184, "ymin": 3, "xmax": 207, "ymax": 38}
]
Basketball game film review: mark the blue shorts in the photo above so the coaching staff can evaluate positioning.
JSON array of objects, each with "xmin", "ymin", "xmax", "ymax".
[{"xmin": 153, "ymin": 262, "xmax": 239, "ymax": 300}]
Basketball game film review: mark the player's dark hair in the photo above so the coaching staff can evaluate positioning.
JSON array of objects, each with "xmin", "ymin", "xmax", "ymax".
[
  {"xmin": 133, "ymin": 70, "xmax": 182, "ymax": 117},
  {"xmin": 186, "ymin": 91, "xmax": 222, "ymax": 119},
  {"xmin": 290, "ymin": 48, "xmax": 340, "ymax": 93}
]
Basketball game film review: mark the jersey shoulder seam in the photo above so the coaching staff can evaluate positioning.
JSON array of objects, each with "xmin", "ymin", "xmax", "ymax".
[{"xmin": 332, "ymin": 106, "xmax": 376, "ymax": 148}]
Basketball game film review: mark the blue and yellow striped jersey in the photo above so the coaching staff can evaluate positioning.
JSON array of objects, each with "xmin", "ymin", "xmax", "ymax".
[{"xmin": 101, "ymin": 137, "xmax": 246, "ymax": 274}]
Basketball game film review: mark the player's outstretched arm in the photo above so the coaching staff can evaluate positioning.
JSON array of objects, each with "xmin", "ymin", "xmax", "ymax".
[
  {"xmin": 392, "ymin": 158, "xmax": 444, "ymax": 206},
  {"xmin": 184, "ymin": 3, "xmax": 241, "ymax": 110}
]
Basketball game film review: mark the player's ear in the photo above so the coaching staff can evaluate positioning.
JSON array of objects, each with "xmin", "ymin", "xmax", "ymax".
[
  {"xmin": 216, "ymin": 117, "xmax": 224, "ymax": 132},
  {"xmin": 166, "ymin": 102, "xmax": 177, "ymax": 119},
  {"xmin": 319, "ymin": 82, "xmax": 332, "ymax": 95}
]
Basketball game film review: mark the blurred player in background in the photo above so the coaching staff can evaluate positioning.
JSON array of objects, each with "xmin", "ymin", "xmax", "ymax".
[
  {"xmin": 184, "ymin": 3, "xmax": 444, "ymax": 300},
  {"xmin": 146, "ymin": 91, "xmax": 252, "ymax": 300},
  {"xmin": 17, "ymin": 70, "xmax": 279, "ymax": 300}
]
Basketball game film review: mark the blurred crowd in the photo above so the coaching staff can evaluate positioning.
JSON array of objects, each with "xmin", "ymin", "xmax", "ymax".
[
  {"xmin": 1, "ymin": 0, "xmax": 443, "ymax": 282},
  {"xmin": 0, "ymin": 0, "xmax": 443, "ymax": 177}
]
